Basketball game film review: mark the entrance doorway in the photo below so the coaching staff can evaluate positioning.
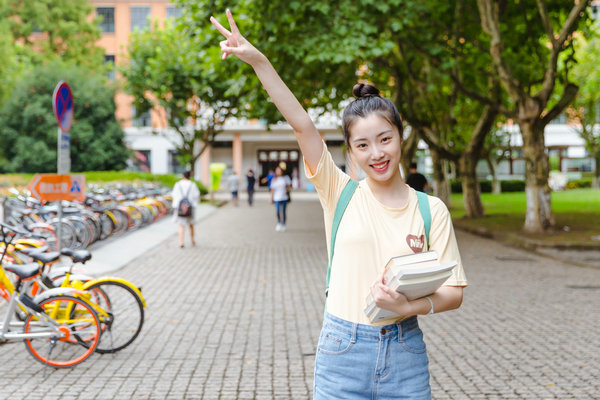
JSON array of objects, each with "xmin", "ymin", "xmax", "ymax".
[{"xmin": 257, "ymin": 149, "xmax": 300, "ymax": 187}]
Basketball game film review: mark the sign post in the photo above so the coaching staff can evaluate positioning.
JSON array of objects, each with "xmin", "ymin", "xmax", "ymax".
[{"xmin": 52, "ymin": 81, "xmax": 74, "ymax": 249}]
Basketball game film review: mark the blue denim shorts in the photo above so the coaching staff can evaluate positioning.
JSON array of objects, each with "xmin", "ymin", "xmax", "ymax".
[{"xmin": 314, "ymin": 313, "xmax": 431, "ymax": 400}]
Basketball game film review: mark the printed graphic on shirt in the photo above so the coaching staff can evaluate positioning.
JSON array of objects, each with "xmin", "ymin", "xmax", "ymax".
[{"xmin": 406, "ymin": 234, "xmax": 425, "ymax": 253}]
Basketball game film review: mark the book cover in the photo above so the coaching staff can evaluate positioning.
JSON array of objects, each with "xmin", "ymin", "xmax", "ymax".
[{"xmin": 364, "ymin": 256, "xmax": 458, "ymax": 323}]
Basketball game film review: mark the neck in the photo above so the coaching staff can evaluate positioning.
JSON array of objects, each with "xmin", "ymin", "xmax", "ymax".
[{"xmin": 366, "ymin": 171, "xmax": 408, "ymax": 208}]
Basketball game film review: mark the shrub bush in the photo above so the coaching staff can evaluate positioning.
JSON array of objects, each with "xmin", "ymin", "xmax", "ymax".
[
  {"xmin": 0, "ymin": 171, "xmax": 209, "ymax": 195},
  {"xmin": 449, "ymin": 179, "xmax": 525, "ymax": 193},
  {"xmin": 566, "ymin": 178, "xmax": 592, "ymax": 189}
]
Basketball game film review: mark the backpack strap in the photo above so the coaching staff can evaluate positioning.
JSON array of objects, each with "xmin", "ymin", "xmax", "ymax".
[
  {"xmin": 325, "ymin": 179, "xmax": 358, "ymax": 299},
  {"xmin": 416, "ymin": 191, "xmax": 431, "ymax": 250}
]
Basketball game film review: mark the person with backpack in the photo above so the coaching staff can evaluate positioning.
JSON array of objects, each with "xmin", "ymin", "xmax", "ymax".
[
  {"xmin": 211, "ymin": 10, "xmax": 467, "ymax": 399},
  {"xmin": 172, "ymin": 170, "xmax": 200, "ymax": 248}
]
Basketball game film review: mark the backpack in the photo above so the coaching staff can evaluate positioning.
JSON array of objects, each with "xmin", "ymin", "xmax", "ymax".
[
  {"xmin": 324, "ymin": 180, "xmax": 431, "ymax": 312},
  {"xmin": 177, "ymin": 183, "xmax": 193, "ymax": 217}
]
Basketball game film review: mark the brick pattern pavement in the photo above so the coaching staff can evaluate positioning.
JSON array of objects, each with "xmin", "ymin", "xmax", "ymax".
[{"xmin": 0, "ymin": 198, "xmax": 598, "ymax": 399}]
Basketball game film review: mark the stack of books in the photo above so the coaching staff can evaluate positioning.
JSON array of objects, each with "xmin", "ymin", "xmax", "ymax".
[{"xmin": 364, "ymin": 250, "xmax": 457, "ymax": 323}]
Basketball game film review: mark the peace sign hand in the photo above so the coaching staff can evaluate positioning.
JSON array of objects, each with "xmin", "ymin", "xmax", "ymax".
[{"xmin": 210, "ymin": 9, "xmax": 264, "ymax": 66}]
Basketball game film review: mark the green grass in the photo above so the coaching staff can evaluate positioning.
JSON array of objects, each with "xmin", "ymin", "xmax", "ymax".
[{"xmin": 449, "ymin": 189, "xmax": 600, "ymax": 247}]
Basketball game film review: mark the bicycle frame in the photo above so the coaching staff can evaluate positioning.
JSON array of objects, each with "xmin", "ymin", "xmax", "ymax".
[{"xmin": 0, "ymin": 288, "xmax": 61, "ymax": 341}]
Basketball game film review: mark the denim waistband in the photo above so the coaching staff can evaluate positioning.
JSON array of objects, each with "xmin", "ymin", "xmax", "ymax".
[{"xmin": 323, "ymin": 312, "xmax": 419, "ymax": 339}]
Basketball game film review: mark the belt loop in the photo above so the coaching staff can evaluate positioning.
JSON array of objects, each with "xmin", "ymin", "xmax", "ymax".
[
  {"xmin": 351, "ymin": 323, "xmax": 357, "ymax": 344},
  {"xmin": 396, "ymin": 321, "xmax": 403, "ymax": 343}
]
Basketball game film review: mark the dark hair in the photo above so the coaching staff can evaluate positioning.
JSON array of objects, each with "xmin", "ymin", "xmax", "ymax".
[
  {"xmin": 410, "ymin": 162, "xmax": 418, "ymax": 169},
  {"xmin": 341, "ymin": 83, "xmax": 403, "ymax": 148},
  {"xmin": 183, "ymin": 170, "xmax": 191, "ymax": 179}
]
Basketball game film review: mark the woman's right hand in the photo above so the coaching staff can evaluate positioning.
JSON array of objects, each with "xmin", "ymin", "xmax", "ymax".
[{"xmin": 210, "ymin": 9, "xmax": 265, "ymax": 66}]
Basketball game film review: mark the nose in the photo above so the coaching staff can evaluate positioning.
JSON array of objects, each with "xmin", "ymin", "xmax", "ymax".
[{"xmin": 370, "ymin": 144, "xmax": 384, "ymax": 159}]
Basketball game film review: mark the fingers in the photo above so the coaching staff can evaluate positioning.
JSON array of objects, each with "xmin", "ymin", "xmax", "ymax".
[
  {"xmin": 209, "ymin": 16, "xmax": 232, "ymax": 38},
  {"xmin": 226, "ymin": 9, "xmax": 240, "ymax": 35},
  {"xmin": 219, "ymin": 40, "xmax": 238, "ymax": 60}
]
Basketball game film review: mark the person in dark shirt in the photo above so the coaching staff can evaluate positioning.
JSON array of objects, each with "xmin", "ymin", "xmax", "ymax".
[
  {"xmin": 406, "ymin": 162, "xmax": 429, "ymax": 192},
  {"xmin": 246, "ymin": 169, "xmax": 256, "ymax": 206}
]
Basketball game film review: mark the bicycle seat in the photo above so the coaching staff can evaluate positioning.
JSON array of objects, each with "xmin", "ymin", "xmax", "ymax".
[
  {"xmin": 18, "ymin": 245, "xmax": 49, "ymax": 255},
  {"xmin": 29, "ymin": 251, "xmax": 61, "ymax": 265},
  {"xmin": 4, "ymin": 263, "xmax": 41, "ymax": 280},
  {"xmin": 61, "ymin": 248, "xmax": 92, "ymax": 263}
]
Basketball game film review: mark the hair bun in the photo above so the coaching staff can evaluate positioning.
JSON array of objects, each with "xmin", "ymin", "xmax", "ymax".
[{"xmin": 352, "ymin": 83, "xmax": 380, "ymax": 99}]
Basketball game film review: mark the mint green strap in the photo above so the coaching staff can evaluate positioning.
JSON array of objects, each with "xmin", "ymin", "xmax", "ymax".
[
  {"xmin": 325, "ymin": 179, "xmax": 358, "ymax": 298},
  {"xmin": 416, "ymin": 191, "xmax": 431, "ymax": 250}
]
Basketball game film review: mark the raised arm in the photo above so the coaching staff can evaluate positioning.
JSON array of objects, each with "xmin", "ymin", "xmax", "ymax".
[{"xmin": 210, "ymin": 10, "xmax": 323, "ymax": 172}]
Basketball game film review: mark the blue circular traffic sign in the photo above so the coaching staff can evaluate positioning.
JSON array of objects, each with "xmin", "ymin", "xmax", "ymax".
[{"xmin": 52, "ymin": 81, "xmax": 74, "ymax": 132}]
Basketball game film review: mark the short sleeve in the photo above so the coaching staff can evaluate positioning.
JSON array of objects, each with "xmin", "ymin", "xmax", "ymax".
[
  {"xmin": 428, "ymin": 198, "xmax": 468, "ymax": 287},
  {"xmin": 304, "ymin": 143, "xmax": 351, "ymax": 214}
]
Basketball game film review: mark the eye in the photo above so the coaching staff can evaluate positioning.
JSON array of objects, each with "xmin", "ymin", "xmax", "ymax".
[
  {"xmin": 355, "ymin": 143, "xmax": 367, "ymax": 149},
  {"xmin": 382, "ymin": 136, "xmax": 392, "ymax": 143}
]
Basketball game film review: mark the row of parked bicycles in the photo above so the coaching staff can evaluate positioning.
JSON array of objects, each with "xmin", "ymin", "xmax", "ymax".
[
  {"xmin": 3, "ymin": 185, "xmax": 173, "ymax": 250},
  {"xmin": 0, "ymin": 185, "xmax": 174, "ymax": 367}
]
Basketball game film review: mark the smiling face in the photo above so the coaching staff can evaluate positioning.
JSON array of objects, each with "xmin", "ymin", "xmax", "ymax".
[{"xmin": 348, "ymin": 113, "xmax": 403, "ymax": 184}]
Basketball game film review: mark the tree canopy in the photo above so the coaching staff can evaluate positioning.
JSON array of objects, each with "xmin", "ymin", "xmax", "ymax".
[
  {"xmin": 0, "ymin": 62, "xmax": 129, "ymax": 173},
  {"xmin": 121, "ymin": 15, "xmax": 257, "ymax": 171}
]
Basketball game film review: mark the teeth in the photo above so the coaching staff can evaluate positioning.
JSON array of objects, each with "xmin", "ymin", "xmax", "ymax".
[{"xmin": 372, "ymin": 161, "xmax": 388, "ymax": 169}]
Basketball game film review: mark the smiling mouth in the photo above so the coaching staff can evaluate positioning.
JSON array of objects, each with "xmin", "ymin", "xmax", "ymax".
[{"xmin": 370, "ymin": 161, "xmax": 389, "ymax": 173}]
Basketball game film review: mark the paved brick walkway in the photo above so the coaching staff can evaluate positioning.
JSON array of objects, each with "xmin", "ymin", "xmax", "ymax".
[{"xmin": 0, "ymin": 197, "xmax": 598, "ymax": 399}]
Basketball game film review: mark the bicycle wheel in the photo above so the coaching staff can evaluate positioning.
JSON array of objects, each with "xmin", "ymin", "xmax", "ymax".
[
  {"xmin": 85, "ymin": 280, "xmax": 144, "ymax": 353},
  {"xmin": 24, "ymin": 295, "xmax": 100, "ymax": 368}
]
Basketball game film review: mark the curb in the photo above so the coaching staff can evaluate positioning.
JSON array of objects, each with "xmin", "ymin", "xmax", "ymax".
[{"xmin": 453, "ymin": 223, "xmax": 600, "ymax": 269}]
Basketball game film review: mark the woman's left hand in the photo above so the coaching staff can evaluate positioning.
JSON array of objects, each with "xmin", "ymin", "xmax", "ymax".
[{"xmin": 370, "ymin": 268, "xmax": 411, "ymax": 316}]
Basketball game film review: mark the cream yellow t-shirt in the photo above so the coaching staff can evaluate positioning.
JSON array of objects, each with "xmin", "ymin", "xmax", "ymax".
[{"xmin": 306, "ymin": 145, "xmax": 468, "ymax": 326}]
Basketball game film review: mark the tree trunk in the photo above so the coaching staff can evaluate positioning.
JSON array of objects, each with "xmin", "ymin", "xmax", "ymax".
[
  {"xmin": 401, "ymin": 127, "xmax": 420, "ymax": 179},
  {"xmin": 520, "ymin": 122, "xmax": 555, "ymax": 233},
  {"xmin": 430, "ymin": 148, "xmax": 450, "ymax": 207},
  {"xmin": 459, "ymin": 155, "xmax": 485, "ymax": 217},
  {"xmin": 486, "ymin": 156, "xmax": 501, "ymax": 194},
  {"xmin": 594, "ymin": 153, "xmax": 600, "ymax": 189}
]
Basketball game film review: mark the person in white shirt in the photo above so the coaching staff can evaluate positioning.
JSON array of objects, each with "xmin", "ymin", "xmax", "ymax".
[
  {"xmin": 227, "ymin": 171, "xmax": 240, "ymax": 206},
  {"xmin": 270, "ymin": 166, "xmax": 291, "ymax": 231},
  {"xmin": 171, "ymin": 170, "xmax": 200, "ymax": 248}
]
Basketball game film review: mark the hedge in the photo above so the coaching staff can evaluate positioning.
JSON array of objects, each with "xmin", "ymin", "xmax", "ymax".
[
  {"xmin": 450, "ymin": 179, "xmax": 526, "ymax": 193},
  {"xmin": 0, "ymin": 171, "xmax": 209, "ymax": 196},
  {"xmin": 565, "ymin": 178, "xmax": 593, "ymax": 189}
]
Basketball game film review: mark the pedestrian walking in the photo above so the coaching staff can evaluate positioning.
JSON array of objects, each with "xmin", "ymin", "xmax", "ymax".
[
  {"xmin": 261, "ymin": 168, "xmax": 275, "ymax": 189},
  {"xmin": 172, "ymin": 170, "xmax": 200, "ymax": 248},
  {"xmin": 227, "ymin": 170, "xmax": 240, "ymax": 206},
  {"xmin": 211, "ymin": 10, "xmax": 467, "ymax": 399},
  {"xmin": 246, "ymin": 168, "xmax": 256, "ymax": 206},
  {"xmin": 270, "ymin": 166, "xmax": 291, "ymax": 231}
]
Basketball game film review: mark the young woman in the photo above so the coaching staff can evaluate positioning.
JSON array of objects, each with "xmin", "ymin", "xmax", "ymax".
[
  {"xmin": 211, "ymin": 10, "xmax": 467, "ymax": 399},
  {"xmin": 270, "ymin": 165, "xmax": 292, "ymax": 231}
]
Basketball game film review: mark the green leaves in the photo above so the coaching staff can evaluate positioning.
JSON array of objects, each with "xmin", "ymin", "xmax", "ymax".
[
  {"xmin": 121, "ymin": 11, "xmax": 258, "ymax": 169},
  {"xmin": 0, "ymin": 62, "xmax": 128, "ymax": 173}
]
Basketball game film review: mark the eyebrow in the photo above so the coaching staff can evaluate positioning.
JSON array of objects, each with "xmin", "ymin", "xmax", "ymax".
[{"xmin": 352, "ymin": 129, "xmax": 394, "ymax": 143}]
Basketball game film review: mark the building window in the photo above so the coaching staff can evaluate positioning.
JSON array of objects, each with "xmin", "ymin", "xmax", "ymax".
[
  {"xmin": 131, "ymin": 150, "xmax": 151, "ymax": 172},
  {"xmin": 97, "ymin": 8, "xmax": 115, "ymax": 33},
  {"xmin": 132, "ymin": 106, "xmax": 152, "ymax": 127},
  {"xmin": 549, "ymin": 112, "xmax": 568, "ymax": 125},
  {"xmin": 166, "ymin": 6, "xmax": 182, "ymax": 20},
  {"xmin": 131, "ymin": 7, "xmax": 151, "ymax": 32},
  {"xmin": 592, "ymin": 4, "xmax": 600, "ymax": 19},
  {"xmin": 104, "ymin": 55, "xmax": 115, "ymax": 81},
  {"xmin": 169, "ymin": 150, "xmax": 186, "ymax": 174}
]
